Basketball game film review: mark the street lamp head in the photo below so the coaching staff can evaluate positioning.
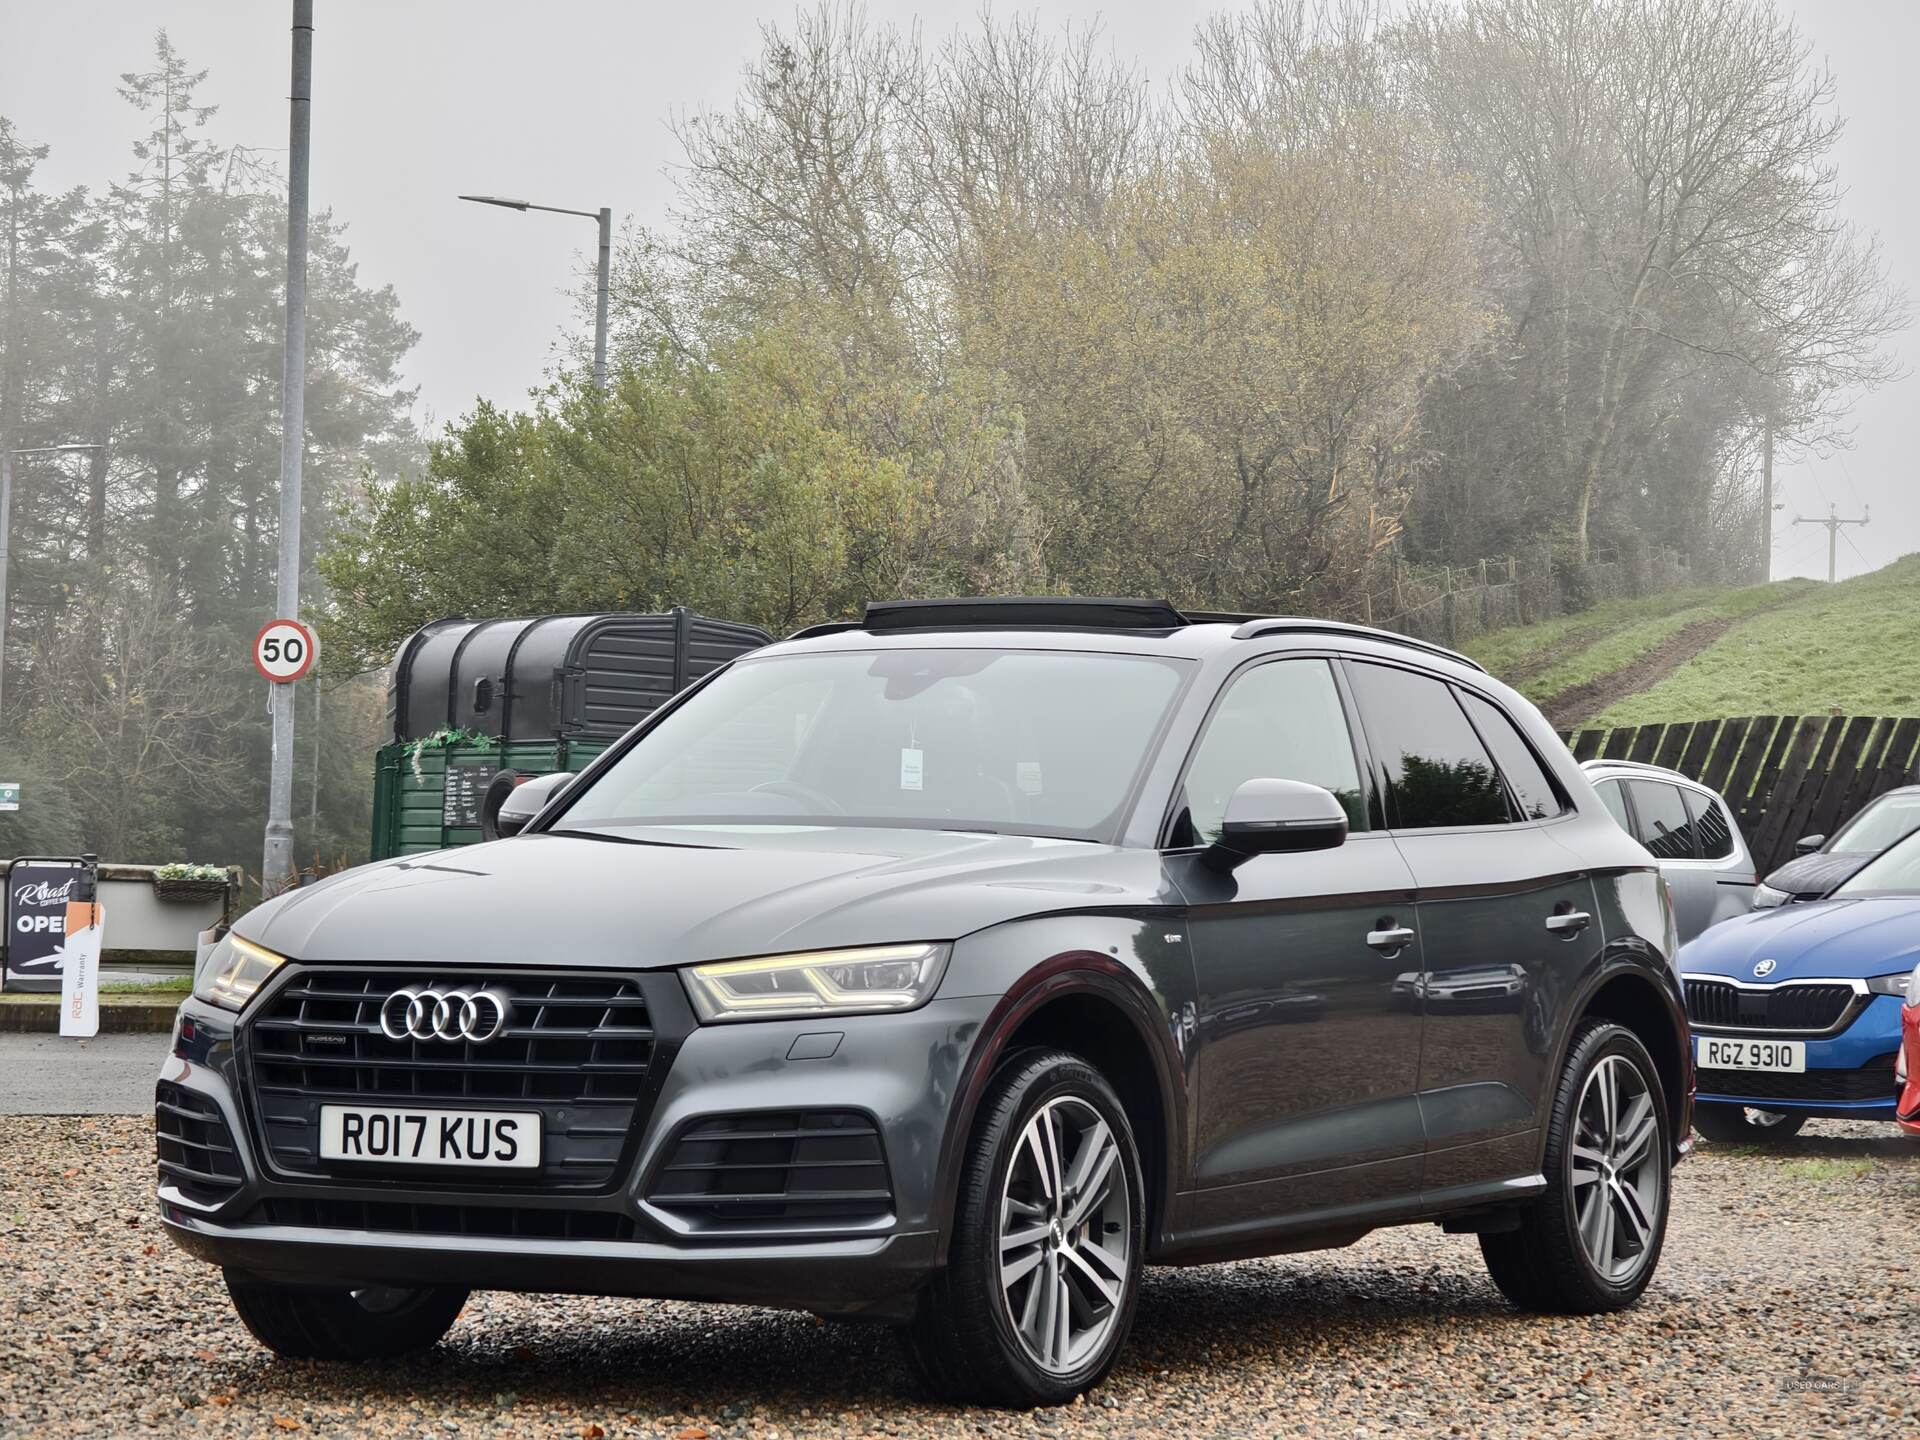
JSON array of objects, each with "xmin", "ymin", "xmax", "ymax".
[
  {"xmin": 6, "ymin": 442, "xmax": 104, "ymax": 457},
  {"xmin": 459, "ymin": 194, "xmax": 531, "ymax": 211}
]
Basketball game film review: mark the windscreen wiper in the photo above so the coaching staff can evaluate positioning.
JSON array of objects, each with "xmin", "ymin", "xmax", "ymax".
[{"xmin": 543, "ymin": 828, "xmax": 725, "ymax": 850}]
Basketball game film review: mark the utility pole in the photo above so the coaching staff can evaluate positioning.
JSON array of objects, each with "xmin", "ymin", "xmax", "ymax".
[
  {"xmin": 1793, "ymin": 503, "xmax": 1869, "ymax": 585},
  {"xmin": 262, "ymin": 0, "xmax": 312, "ymax": 899}
]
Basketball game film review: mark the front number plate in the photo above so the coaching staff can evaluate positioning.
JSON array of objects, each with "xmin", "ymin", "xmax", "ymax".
[
  {"xmin": 1695, "ymin": 1036, "xmax": 1806, "ymax": 1073},
  {"xmin": 318, "ymin": 1105, "xmax": 540, "ymax": 1169}
]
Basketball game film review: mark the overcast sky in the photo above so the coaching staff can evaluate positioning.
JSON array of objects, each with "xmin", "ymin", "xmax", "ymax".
[{"xmin": 2, "ymin": 0, "xmax": 1912, "ymax": 582}]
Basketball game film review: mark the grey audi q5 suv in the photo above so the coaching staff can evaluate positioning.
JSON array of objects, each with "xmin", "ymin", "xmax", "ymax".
[{"xmin": 157, "ymin": 598, "xmax": 1691, "ymax": 1407}]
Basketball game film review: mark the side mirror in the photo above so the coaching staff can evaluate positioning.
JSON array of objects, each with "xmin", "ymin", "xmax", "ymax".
[
  {"xmin": 491, "ymin": 771, "xmax": 576, "ymax": 839},
  {"xmin": 1202, "ymin": 778, "xmax": 1349, "ymax": 873},
  {"xmin": 1793, "ymin": 833, "xmax": 1825, "ymax": 856}
]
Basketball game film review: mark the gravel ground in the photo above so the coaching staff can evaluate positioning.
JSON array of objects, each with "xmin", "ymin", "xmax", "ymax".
[{"xmin": 1, "ymin": 1117, "xmax": 1914, "ymax": 1438}]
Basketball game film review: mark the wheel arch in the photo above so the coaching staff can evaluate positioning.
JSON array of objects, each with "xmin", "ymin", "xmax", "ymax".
[
  {"xmin": 931, "ymin": 953, "xmax": 1185, "ymax": 1264},
  {"xmin": 1554, "ymin": 961, "xmax": 1692, "ymax": 1162}
]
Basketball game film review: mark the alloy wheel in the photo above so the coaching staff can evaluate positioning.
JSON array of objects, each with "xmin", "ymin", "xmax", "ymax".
[
  {"xmin": 1569, "ymin": 1054, "xmax": 1665, "ymax": 1285},
  {"xmin": 997, "ymin": 1096, "xmax": 1132, "ymax": 1375}
]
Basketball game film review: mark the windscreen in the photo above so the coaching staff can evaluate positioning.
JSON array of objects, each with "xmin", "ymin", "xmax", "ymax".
[
  {"xmin": 1832, "ymin": 828, "xmax": 1920, "ymax": 897},
  {"xmin": 1827, "ymin": 791, "xmax": 1920, "ymax": 854},
  {"xmin": 556, "ymin": 648, "xmax": 1191, "ymax": 841}
]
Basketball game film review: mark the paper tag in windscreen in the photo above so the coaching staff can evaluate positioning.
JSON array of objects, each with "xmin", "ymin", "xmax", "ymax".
[{"xmin": 899, "ymin": 747, "xmax": 924, "ymax": 791}]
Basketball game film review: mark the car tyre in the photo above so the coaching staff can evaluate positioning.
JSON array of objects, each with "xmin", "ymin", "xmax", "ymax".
[
  {"xmin": 904, "ymin": 1048, "xmax": 1145, "ymax": 1408},
  {"xmin": 1481, "ymin": 1020, "xmax": 1671, "ymax": 1314},
  {"xmin": 225, "ymin": 1274, "xmax": 469, "ymax": 1361},
  {"xmin": 1690, "ymin": 1103, "xmax": 1807, "ymax": 1144}
]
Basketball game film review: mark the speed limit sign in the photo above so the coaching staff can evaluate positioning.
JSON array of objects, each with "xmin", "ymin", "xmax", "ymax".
[{"xmin": 253, "ymin": 618, "xmax": 317, "ymax": 683}]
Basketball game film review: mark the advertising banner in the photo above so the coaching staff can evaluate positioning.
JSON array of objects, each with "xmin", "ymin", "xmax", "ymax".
[
  {"xmin": 3, "ymin": 858, "xmax": 95, "ymax": 993},
  {"xmin": 58, "ymin": 895, "xmax": 103, "ymax": 1037}
]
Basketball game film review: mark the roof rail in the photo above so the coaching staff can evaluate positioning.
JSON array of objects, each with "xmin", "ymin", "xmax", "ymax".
[
  {"xmin": 783, "ymin": 620, "xmax": 863, "ymax": 642},
  {"xmin": 1579, "ymin": 757, "xmax": 1681, "ymax": 775},
  {"xmin": 1229, "ymin": 618, "xmax": 1487, "ymax": 673},
  {"xmin": 861, "ymin": 596, "xmax": 1189, "ymax": 632}
]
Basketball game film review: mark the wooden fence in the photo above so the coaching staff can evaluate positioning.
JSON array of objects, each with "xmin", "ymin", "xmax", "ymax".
[
  {"xmin": 1368, "ymin": 546, "xmax": 1693, "ymax": 651},
  {"xmin": 1559, "ymin": 715, "xmax": 1920, "ymax": 875}
]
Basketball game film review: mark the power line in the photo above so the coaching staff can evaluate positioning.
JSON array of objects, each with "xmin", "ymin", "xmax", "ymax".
[{"xmin": 1840, "ymin": 524, "xmax": 1872, "ymax": 573}]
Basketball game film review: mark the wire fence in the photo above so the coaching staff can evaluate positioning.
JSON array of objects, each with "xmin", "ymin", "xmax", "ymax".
[{"xmin": 1351, "ymin": 547, "xmax": 1695, "ymax": 651}]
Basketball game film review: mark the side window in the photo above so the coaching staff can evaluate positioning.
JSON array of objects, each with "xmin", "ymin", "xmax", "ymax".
[
  {"xmin": 1345, "ymin": 662, "xmax": 1511, "ymax": 829},
  {"xmin": 1595, "ymin": 778, "xmax": 1632, "ymax": 833},
  {"xmin": 1458, "ymin": 690, "xmax": 1565, "ymax": 820},
  {"xmin": 1177, "ymin": 659, "xmax": 1369, "ymax": 845},
  {"xmin": 1685, "ymin": 789, "xmax": 1736, "ymax": 860},
  {"xmin": 1627, "ymin": 780, "xmax": 1699, "ymax": 860}
]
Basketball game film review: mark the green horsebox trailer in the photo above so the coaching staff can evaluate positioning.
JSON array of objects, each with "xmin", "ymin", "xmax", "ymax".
[{"xmin": 370, "ymin": 609, "xmax": 772, "ymax": 859}]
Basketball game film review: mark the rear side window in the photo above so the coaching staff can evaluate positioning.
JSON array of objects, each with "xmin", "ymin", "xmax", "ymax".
[
  {"xmin": 1345, "ymin": 662, "xmax": 1510, "ymax": 830},
  {"xmin": 1458, "ymin": 690, "xmax": 1564, "ymax": 820},
  {"xmin": 1627, "ymin": 780, "xmax": 1698, "ymax": 860},
  {"xmin": 1595, "ymin": 778, "xmax": 1632, "ymax": 832},
  {"xmin": 1685, "ymin": 789, "xmax": 1737, "ymax": 860},
  {"xmin": 1176, "ymin": 658, "xmax": 1369, "ymax": 844}
]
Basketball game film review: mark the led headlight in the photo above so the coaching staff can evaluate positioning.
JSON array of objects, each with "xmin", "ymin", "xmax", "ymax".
[
  {"xmin": 1866, "ymin": 964, "xmax": 1920, "ymax": 1000},
  {"xmin": 193, "ymin": 933, "xmax": 287, "ymax": 1012},
  {"xmin": 681, "ymin": 942, "xmax": 950, "ymax": 1024},
  {"xmin": 1865, "ymin": 960, "xmax": 1920, "ymax": 1005}
]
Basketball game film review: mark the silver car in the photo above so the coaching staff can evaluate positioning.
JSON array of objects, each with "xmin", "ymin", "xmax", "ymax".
[{"xmin": 1582, "ymin": 759, "xmax": 1757, "ymax": 941}]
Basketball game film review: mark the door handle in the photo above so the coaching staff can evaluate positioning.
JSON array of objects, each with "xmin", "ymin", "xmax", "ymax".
[
  {"xmin": 1366, "ymin": 925, "xmax": 1416, "ymax": 952},
  {"xmin": 1545, "ymin": 910, "xmax": 1592, "ymax": 937}
]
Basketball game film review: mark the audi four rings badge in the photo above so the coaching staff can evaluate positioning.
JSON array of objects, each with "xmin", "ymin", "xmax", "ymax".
[{"xmin": 379, "ymin": 986, "xmax": 512, "ymax": 1043}]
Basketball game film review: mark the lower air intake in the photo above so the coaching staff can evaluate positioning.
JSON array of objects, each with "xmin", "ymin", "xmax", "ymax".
[
  {"xmin": 155, "ymin": 1082, "xmax": 245, "ymax": 1205},
  {"xmin": 647, "ymin": 1110, "xmax": 893, "ymax": 1227}
]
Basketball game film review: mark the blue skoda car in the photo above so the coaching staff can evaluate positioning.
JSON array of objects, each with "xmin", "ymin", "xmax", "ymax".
[{"xmin": 1679, "ymin": 828, "xmax": 1920, "ymax": 1141}]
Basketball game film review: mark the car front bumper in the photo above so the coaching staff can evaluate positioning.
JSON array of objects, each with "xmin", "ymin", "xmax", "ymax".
[
  {"xmin": 160, "ymin": 1205, "xmax": 941, "ymax": 1312},
  {"xmin": 157, "ymin": 985, "xmax": 994, "ymax": 1317},
  {"xmin": 1692, "ymin": 993, "xmax": 1903, "ymax": 1120}
]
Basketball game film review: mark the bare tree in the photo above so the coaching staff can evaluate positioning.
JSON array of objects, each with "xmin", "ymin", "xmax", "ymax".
[{"xmin": 1400, "ymin": 0, "xmax": 1908, "ymax": 561}]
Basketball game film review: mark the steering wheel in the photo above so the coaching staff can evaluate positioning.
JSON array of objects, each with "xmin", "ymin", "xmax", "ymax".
[{"xmin": 748, "ymin": 780, "xmax": 847, "ymax": 815}]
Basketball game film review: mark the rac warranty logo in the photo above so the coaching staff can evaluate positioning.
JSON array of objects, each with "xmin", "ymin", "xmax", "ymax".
[{"xmin": 1752, "ymin": 958, "xmax": 1777, "ymax": 978}]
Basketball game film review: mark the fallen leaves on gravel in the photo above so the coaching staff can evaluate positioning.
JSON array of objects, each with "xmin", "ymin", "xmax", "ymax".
[{"xmin": 2, "ymin": 1115, "xmax": 1915, "ymax": 1439}]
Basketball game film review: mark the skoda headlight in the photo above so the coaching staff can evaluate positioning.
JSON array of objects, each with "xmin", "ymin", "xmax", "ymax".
[
  {"xmin": 1865, "ymin": 961, "xmax": 1920, "ymax": 1005},
  {"xmin": 681, "ymin": 943, "xmax": 950, "ymax": 1024},
  {"xmin": 194, "ymin": 933, "xmax": 287, "ymax": 1012}
]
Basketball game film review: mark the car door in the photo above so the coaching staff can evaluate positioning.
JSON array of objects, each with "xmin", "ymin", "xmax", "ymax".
[
  {"xmin": 1165, "ymin": 656, "xmax": 1425, "ymax": 1229},
  {"xmin": 1626, "ymin": 779, "xmax": 1714, "ymax": 938},
  {"xmin": 1682, "ymin": 786, "xmax": 1756, "ymax": 929},
  {"xmin": 1342, "ymin": 662, "xmax": 1603, "ymax": 1196}
]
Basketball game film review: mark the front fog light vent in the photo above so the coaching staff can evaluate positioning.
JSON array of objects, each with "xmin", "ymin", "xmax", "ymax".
[
  {"xmin": 647, "ymin": 1110, "xmax": 893, "ymax": 1227},
  {"xmin": 155, "ymin": 1082, "xmax": 244, "ymax": 1204}
]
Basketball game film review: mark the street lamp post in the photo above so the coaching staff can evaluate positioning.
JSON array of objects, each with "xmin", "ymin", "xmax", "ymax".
[
  {"xmin": 0, "ymin": 443, "xmax": 105, "ymax": 716},
  {"xmin": 458, "ymin": 195, "xmax": 613, "ymax": 391}
]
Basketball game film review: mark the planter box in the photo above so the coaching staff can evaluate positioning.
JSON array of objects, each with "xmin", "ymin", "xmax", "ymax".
[{"xmin": 152, "ymin": 877, "xmax": 229, "ymax": 903}]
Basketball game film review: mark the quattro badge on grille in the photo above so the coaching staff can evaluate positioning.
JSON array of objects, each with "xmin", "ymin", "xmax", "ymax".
[{"xmin": 379, "ymin": 986, "xmax": 513, "ymax": 1044}]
